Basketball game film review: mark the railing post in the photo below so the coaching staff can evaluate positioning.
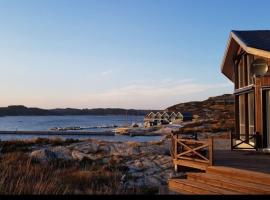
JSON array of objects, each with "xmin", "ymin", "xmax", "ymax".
[
  {"xmin": 170, "ymin": 132, "xmax": 175, "ymax": 158},
  {"xmin": 230, "ymin": 129, "xmax": 233, "ymax": 151},
  {"xmin": 208, "ymin": 137, "xmax": 213, "ymax": 166},
  {"xmin": 255, "ymin": 132, "xmax": 262, "ymax": 151},
  {"xmin": 174, "ymin": 136, "xmax": 178, "ymax": 159}
]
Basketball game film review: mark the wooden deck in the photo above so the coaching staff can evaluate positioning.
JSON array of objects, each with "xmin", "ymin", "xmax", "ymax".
[
  {"xmin": 214, "ymin": 150, "xmax": 270, "ymax": 174},
  {"xmin": 168, "ymin": 136, "xmax": 270, "ymax": 194}
]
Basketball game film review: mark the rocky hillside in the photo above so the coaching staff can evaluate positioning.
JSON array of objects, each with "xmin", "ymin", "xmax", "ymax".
[{"xmin": 166, "ymin": 94, "xmax": 235, "ymax": 133}]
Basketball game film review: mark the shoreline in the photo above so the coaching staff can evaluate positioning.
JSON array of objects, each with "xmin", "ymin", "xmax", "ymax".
[
  {"xmin": 0, "ymin": 130, "xmax": 115, "ymax": 136},
  {"xmin": 0, "ymin": 130, "xmax": 164, "ymax": 137}
]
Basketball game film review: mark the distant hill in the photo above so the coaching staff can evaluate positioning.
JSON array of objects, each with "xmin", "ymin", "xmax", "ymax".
[
  {"xmin": 166, "ymin": 94, "xmax": 234, "ymax": 120},
  {"xmin": 165, "ymin": 94, "xmax": 235, "ymax": 132},
  {"xmin": 0, "ymin": 105, "xmax": 160, "ymax": 117}
]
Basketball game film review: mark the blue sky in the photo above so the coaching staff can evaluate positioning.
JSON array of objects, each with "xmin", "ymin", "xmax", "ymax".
[{"xmin": 0, "ymin": 0, "xmax": 270, "ymax": 109}]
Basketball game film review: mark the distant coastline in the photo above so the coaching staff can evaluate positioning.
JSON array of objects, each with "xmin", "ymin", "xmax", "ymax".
[{"xmin": 0, "ymin": 105, "xmax": 160, "ymax": 117}]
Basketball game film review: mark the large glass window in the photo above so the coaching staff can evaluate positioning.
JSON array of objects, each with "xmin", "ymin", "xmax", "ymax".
[
  {"xmin": 247, "ymin": 55, "xmax": 254, "ymax": 85},
  {"xmin": 239, "ymin": 94, "xmax": 245, "ymax": 139},
  {"xmin": 238, "ymin": 58, "xmax": 246, "ymax": 88},
  {"xmin": 238, "ymin": 60, "xmax": 243, "ymax": 88},
  {"xmin": 248, "ymin": 92, "xmax": 254, "ymax": 135}
]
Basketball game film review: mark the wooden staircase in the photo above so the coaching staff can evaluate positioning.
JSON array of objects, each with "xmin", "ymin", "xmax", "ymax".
[{"xmin": 168, "ymin": 166, "xmax": 270, "ymax": 195}]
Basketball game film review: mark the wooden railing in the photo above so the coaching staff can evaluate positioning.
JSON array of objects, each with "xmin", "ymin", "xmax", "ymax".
[
  {"xmin": 170, "ymin": 133, "xmax": 213, "ymax": 171},
  {"xmin": 230, "ymin": 130, "xmax": 261, "ymax": 151}
]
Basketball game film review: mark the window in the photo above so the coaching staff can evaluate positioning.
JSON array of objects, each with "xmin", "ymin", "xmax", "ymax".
[
  {"xmin": 248, "ymin": 92, "xmax": 254, "ymax": 135},
  {"xmin": 247, "ymin": 55, "xmax": 254, "ymax": 85},
  {"xmin": 238, "ymin": 58, "xmax": 246, "ymax": 88},
  {"xmin": 239, "ymin": 94, "xmax": 245, "ymax": 139}
]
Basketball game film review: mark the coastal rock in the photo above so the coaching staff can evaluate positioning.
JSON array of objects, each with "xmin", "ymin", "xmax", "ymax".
[
  {"xmin": 152, "ymin": 155, "xmax": 172, "ymax": 170},
  {"xmin": 30, "ymin": 149, "xmax": 57, "ymax": 163},
  {"xmin": 98, "ymin": 144, "xmax": 111, "ymax": 153},
  {"xmin": 51, "ymin": 146, "xmax": 72, "ymax": 160},
  {"xmin": 110, "ymin": 143, "xmax": 140, "ymax": 156},
  {"xmin": 139, "ymin": 145, "xmax": 169, "ymax": 156},
  {"xmin": 30, "ymin": 147, "xmax": 72, "ymax": 162},
  {"xmin": 68, "ymin": 141, "xmax": 99, "ymax": 154},
  {"xmin": 71, "ymin": 150, "xmax": 99, "ymax": 161},
  {"xmin": 145, "ymin": 176, "xmax": 161, "ymax": 187}
]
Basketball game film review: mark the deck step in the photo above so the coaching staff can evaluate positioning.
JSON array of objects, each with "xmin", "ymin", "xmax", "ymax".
[
  {"xmin": 186, "ymin": 172, "xmax": 270, "ymax": 194},
  {"xmin": 168, "ymin": 183, "xmax": 196, "ymax": 195},
  {"xmin": 207, "ymin": 166, "xmax": 270, "ymax": 186},
  {"xmin": 168, "ymin": 178, "xmax": 240, "ymax": 195}
]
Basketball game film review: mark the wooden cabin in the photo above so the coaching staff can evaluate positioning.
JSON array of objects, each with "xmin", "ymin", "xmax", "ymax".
[
  {"xmin": 155, "ymin": 112, "xmax": 162, "ymax": 119},
  {"xmin": 175, "ymin": 112, "xmax": 184, "ymax": 122},
  {"xmin": 144, "ymin": 112, "xmax": 156, "ymax": 127},
  {"xmin": 161, "ymin": 112, "xmax": 170, "ymax": 124},
  {"xmin": 167, "ymin": 30, "xmax": 270, "ymax": 194},
  {"xmin": 221, "ymin": 30, "xmax": 270, "ymax": 150},
  {"xmin": 145, "ymin": 112, "xmax": 155, "ymax": 119},
  {"xmin": 169, "ymin": 112, "xmax": 177, "ymax": 122},
  {"xmin": 161, "ymin": 112, "xmax": 170, "ymax": 120}
]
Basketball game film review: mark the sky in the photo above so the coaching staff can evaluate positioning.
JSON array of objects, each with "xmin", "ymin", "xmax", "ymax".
[{"xmin": 0, "ymin": 0, "xmax": 270, "ymax": 110}]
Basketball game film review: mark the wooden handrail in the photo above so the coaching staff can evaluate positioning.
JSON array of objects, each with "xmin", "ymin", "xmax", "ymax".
[
  {"xmin": 230, "ymin": 130, "xmax": 257, "ymax": 150},
  {"xmin": 170, "ymin": 132, "xmax": 213, "ymax": 170}
]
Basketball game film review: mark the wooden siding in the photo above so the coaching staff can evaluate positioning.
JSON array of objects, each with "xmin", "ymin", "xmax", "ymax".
[{"xmin": 261, "ymin": 75, "xmax": 270, "ymax": 86}]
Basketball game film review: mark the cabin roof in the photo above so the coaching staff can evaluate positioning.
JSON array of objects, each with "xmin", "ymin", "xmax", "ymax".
[
  {"xmin": 161, "ymin": 112, "xmax": 170, "ymax": 117},
  {"xmin": 221, "ymin": 30, "xmax": 270, "ymax": 81},
  {"xmin": 233, "ymin": 30, "xmax": 270, "ymax": 52}
]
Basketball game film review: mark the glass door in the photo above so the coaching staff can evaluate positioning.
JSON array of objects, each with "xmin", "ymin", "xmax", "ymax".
[{"xmin": 266, "ymin": 90, "xmax": 270, "ymax": 148}]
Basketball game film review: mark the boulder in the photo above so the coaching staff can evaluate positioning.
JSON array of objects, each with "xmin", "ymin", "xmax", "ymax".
[
  {"xmin": 68, "ymin": 141, "xmax": 99, "ymax": 154},
  {"xmin": 30, "ymin": 146, "xmax": 72, "ymax": 162},
  {"xmin": 51, "ymin": 146, "xmax": 72, "ymax": 160},
  {"xmin": 110, "ymin": 143, "xmax": 140, "ymax": 156},
  {"xmin": 71, "ymin": 150, "xmax": 99, "ymax": 161},
  {"xmin": 30, "ymin": 149, "xmax": 57, "ymax": 163}
]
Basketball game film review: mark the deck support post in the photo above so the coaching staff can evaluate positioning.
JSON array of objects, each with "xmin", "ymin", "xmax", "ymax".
[
  {"xmin": 174, "ymin": 164, "xmax": 178, "ymax": 172},
  {"xmin": 209, "ymin": 137, "xmax": 214, "ymax": 166}
]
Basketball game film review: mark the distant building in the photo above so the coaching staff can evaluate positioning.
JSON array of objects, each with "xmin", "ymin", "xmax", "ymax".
[
  {"xmin": 182, "ymin": 112, "xmax": 193, "ymax": 122},
  {"xmin": 144, "ymin": 111, "xmax": 185, "ymax": 127},
  {"xmin": 169, "ymin": 112, "xmax": 177, "ymax": 122},
  {"xmin": 175, "ymin": 112, "xmax": 184, "ymax": 121}
]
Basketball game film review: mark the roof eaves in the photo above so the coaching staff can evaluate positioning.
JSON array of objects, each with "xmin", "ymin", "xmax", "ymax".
[
  {"xmin": 231, "ymin": 31, "xmax": 270, "ymax": 58},
  {"xmin": 220, "ymin": 32, "xmax": 234, "ymax": 74}
]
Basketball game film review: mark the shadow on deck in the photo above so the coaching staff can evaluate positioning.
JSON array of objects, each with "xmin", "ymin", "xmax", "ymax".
[{"xmin": 214, "ymin": 150, "xmax": 270, "ymax": 174}]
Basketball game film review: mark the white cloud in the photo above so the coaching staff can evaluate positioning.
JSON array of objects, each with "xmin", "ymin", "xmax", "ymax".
[
  {"xmin": 101, "ymin": 70, "xmax": 113, "ymax": 76},
  {"xmin": 0, "ymin": 78, "xmax": 233, "ymax": 109},
  {"xmin": 78, "ymin": 79, "xmax": 233, "ymax": 109}
]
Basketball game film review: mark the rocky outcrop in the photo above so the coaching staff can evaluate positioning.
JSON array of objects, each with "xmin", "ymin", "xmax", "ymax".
[
  {"xmin": 28, "ymin": 138, "xmax": 175, "ymax": 188},
  {"xmin": 30, "ymin": 146, "xmax": 72, "ymax": 162}
]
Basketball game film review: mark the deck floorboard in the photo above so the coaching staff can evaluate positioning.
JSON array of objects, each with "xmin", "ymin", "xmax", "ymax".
[{"xmin": 214, "ymin": 150, "xmax": 270, "ymax": 174}]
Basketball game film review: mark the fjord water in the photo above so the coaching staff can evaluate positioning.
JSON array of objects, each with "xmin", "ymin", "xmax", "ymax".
[
  {"xmin": 0, "ymin": 115, "xmax": 144, "ymax": 131},
  {"xmin": 0, "ymin": 115, "xmax": 162, "ymax": 142}
]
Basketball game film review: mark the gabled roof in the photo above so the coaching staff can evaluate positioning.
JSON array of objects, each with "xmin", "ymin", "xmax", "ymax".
[
  {"xmin": 155, "ymin": 112, "xmax": 162, "ymax": 117},
  {"xmin": 145, "ymin": 112, "xmax": 155, "ymax": 118},
  {"xmin": 170, "ymin": 112, "xmax": 176, "ymax": 117},
  {"xmin": 161, "ymin": 112, "xmax": 170, "ymax": 117},
  {"xmin": 221, "ymin": 30, "xmax": 270, "ymax": 81}
]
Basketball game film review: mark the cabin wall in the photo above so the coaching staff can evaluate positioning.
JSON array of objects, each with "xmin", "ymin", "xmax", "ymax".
[
  {"xmin": 236, "ymin": 54, "xmax": 255, "ymax": 89},
  {"xmin": 234, "ymin": 51, "xmax": 270, "ymax": 147}
]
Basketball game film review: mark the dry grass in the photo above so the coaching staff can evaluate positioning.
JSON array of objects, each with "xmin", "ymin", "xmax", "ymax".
[
  {"xmin": 0, "ymin": 152, "xmax": 128, "ymax": 194},
  {"xmin": 0, "ymin": 140, "xmax": 159, "ymax": 195}
]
